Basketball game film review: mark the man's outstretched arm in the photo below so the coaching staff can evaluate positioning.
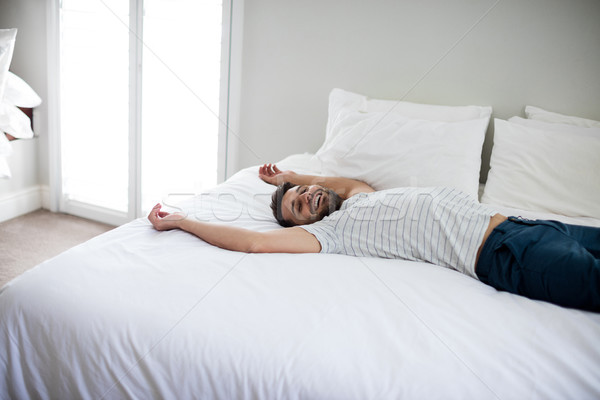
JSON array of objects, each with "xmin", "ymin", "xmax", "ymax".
[
  {"xmin": 258, "ymin": 163, "xmax": 374, "ymax": 199},
  {"xmin": 148, "ymin": 204, "xmax": 321, "ymax": 253}
]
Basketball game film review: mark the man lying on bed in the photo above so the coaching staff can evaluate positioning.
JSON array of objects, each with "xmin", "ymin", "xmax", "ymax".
[{"xmin": 148, "ymin": 164, "xmax": 600, "ymax": 312}]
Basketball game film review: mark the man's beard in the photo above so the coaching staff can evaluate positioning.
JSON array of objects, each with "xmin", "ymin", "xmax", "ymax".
[{"xmin": 315, "ymin": 189, "xmax": 343, "ymax": 221}]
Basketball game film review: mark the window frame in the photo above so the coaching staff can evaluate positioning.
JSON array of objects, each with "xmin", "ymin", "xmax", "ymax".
[{"xmin": 46, "ymin": 0, "xmax": 242, "ymax": 225}]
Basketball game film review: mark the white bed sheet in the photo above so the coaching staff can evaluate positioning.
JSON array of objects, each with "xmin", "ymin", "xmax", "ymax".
[{"xmin": 1, "ymin": 154, "xmax": 599, "ymax": 399}]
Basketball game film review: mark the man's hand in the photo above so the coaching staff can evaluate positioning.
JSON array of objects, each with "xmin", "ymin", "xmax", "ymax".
[
  {"xmin": 259, "ymin": 163, "xmax": 375, "ymax": 198},
  {"xmin": 258, "ymin": 163, "xmax": 297, "ymax": 186},
  {"xmin": 148, "ymin": 203, "xmax": 186, "ymax": 231},
  {"xmin": 148, "ymin": 202, "xmax": 320, "ymax": 254}
]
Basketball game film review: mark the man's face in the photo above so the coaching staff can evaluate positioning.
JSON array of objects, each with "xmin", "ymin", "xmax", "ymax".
[{"xmin": 281, "ymin": 185, "xmax": 341, "ymax": 226}]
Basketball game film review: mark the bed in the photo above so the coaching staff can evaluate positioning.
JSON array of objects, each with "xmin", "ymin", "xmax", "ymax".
[{"xmin": 1, "ymin": 90, "xmax": 600, "ymax": 399}]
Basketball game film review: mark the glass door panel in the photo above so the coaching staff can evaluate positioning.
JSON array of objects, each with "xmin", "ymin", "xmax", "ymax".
[
  {"xmin": 59, "ymin": 0, "xmax": 223, "ymax": 224},
  {"xmin": 141, "ymin": 0, "xmax": 222, "ymax": 213},
  {"xmin": 60, "ymin": 0, "xmax": 130, "ymax": 213}
]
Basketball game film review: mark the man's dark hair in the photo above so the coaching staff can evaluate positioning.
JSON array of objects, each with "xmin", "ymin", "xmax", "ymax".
[{"xmin": 270, "ymin": 182, "xmax": 296, "ymax": 227}]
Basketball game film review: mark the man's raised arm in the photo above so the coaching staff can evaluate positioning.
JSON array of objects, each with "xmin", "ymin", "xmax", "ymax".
[
  {"xmin": 258, "ymin": 163, "xmax": 374, "ymax": 199},
  {"xmin": 148, "ymin": 204, "xmax": 321, "ymax": 253}
]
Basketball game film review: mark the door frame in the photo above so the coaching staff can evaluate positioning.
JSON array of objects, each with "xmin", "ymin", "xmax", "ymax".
[{"xmin": 46, "ymin": 0, "xmax": 242, "ymax": 225}]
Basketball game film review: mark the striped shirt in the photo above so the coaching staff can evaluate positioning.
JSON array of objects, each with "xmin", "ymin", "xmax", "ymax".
[{"xmin": 300, "ymin": 187, "xmax": 495, "ymax": 279}]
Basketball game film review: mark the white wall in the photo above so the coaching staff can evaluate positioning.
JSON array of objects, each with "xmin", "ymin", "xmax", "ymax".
[
  {"xmin": 234, "ymin": 0, "xmax": 600, "ymax": 180},
  {"xmin": 1, "ymin": 0, "xmax": 599, "ymax": 221},
  {"xmin": 0, "ymin": 0, "xmax": 48, "ymax": 221}
]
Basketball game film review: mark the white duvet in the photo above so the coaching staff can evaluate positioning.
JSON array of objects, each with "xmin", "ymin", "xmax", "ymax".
[{"xmin": 1, "ymin": 154, "xmax": 599, "ymax": 399}]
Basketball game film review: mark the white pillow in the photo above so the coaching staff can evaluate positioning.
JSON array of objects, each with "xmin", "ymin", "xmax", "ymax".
[
  {"xmin": 4, "ymin": 71, "xmax": 42, "ymax": 107},
  {"xmin": 0, "ymin": 29, "xmax": 18, "ymax": 102},
  {"xmin": 508, "ymin": 116, "xmax": 600, "ymax": 137},
  {"xmin": 525, "ymin": 105, "xmax": 600, "ymax": 128},
  {"xmin": 0, "ymin": 128, "xmax": 12, "ymax": 157},
  {"xmin": 315, "ymin": 111, "xmax": 490, "ymax": 199},
  {"xmin": 325, "ymin": 88, "xmax": 492, "ymax": 143},
  {"xmin": 0, "ymin": 102, "xmax": 35, "ymax": 139},
  {"xmin": 482, "ymin": 119, "xmax": 600, "ymax": 218}
]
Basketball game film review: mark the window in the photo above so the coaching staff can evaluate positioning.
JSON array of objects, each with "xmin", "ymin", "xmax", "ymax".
[{"xmin": 58, "ymin": 0, "xmax": 225, "ymax": 224}]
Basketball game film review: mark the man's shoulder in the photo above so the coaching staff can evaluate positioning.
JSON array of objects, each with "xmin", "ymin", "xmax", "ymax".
[
  {"xmin": 345, "ymin": 188, "xmax": 401, "ymax": 203},
  {"xmin": 343, "ymin": 187, "xmax": 444, "ymax": 209}
]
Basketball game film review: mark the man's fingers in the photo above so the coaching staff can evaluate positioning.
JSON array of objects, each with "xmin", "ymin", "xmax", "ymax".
[
  {"xmin": 266, "ymin": 164, "xmax": 278, "ymax": 175},
  {"xmin": 258, "ymin": 163, "xmax": 281, "ymax": 178},
  {"xmin": 259, "ymin": 164, "xmax": 271, "ymax": 176}
]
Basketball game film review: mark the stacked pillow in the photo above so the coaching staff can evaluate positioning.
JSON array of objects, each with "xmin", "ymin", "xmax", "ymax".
[
  {"xmin": 524, "ymin": 105, "xmax": 600, "ymax": 128},
  {"xmin": 1, "ymin": 28, "xmax": 41, "ymax": 140},
  {"xmin": 0, "ymin": 28, "xmax": 42, "ymax": 179},
  {"xmin": 0, "ymin": 29, "xmax": 17, "ymax": 101},
  {"xmin": 314, "ymin": 88, "xmax": 492, "ymax": 199},
  {"xmin": 0, "ymin": 28, "xmax": 18, "ymax": 178},
  {"xmin": 482, "ymin": 106, "xmax": 600, "ymax": 219},
  {"xmin": 0, "ymin": 71, "xmax": 42, "ymax": 140}
]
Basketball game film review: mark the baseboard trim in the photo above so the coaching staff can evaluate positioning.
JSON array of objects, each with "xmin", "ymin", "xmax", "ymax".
[{"xmin": 0, "ymin": 185, "xmax": 44, "ymax": 223}]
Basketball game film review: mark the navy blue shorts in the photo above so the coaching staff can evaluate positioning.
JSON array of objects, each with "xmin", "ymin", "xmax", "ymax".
[{"xmin": 476, "ymin": 217, "xmax": 600, "ymax": 311}]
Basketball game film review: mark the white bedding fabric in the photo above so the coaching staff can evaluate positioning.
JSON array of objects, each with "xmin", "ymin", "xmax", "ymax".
[
  {"xmin": 1, "ymin": 154, "xmax": 599, "ymax": 400},
  {"xmin": 482, "ymin": 118, "xmax": 600, "ymax": 219}
]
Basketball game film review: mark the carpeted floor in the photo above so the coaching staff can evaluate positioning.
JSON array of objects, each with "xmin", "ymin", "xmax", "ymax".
[{"xmin": 0, "ymin": 209, "xmax": 115, "ymax": 288}]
